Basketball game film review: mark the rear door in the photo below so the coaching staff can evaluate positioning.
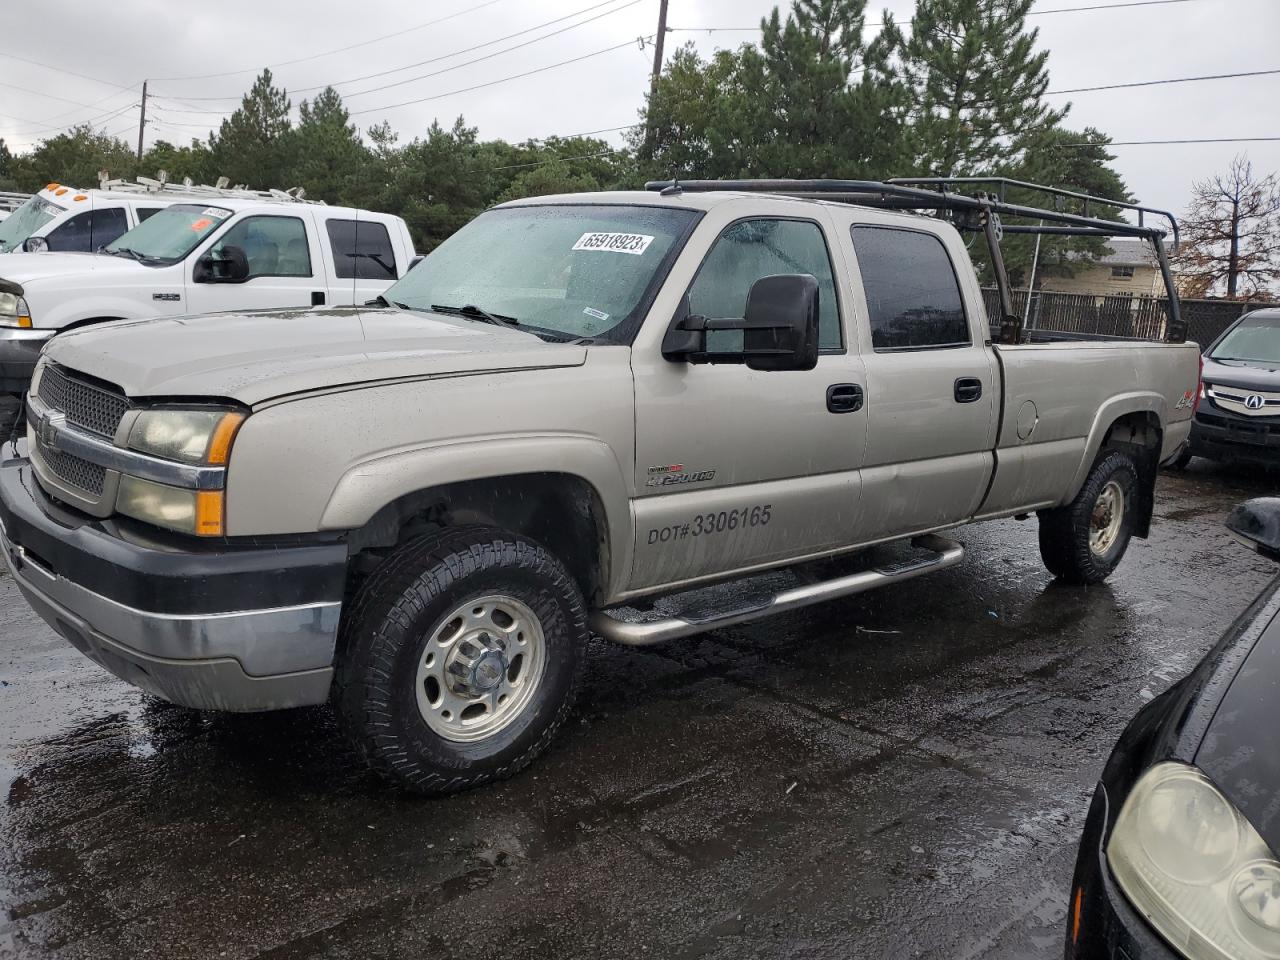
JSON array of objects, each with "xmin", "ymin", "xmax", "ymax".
[
  {"xmin": 184, "ymin": 212, "xmax": 328, "ymax": 313},
  {"xmin": 839, "ymin": 219, "xmax": 998, "ymax": 540},
  {"xmin": 42, "ymin": 205, "xmax": 129, "ymax": 252},
  {"xmin": 322, "ymin": 215, "xmax": 402, "ymax": 305}
]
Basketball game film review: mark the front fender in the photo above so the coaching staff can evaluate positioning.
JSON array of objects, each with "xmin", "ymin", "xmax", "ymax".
[
  {"xmin": 319, "ymin": 435, "xmax": 634, "ymax": 597},
  {"xmin": 1063, "ymin": 391, "xmax": 1167, "ymax": 503},
  {"xmin": 36, "ymin": 293, "xmax": 160, "ymax": 330}
]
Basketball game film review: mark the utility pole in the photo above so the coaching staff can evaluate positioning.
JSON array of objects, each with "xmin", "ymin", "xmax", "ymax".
[
  {"xmin": 136, "ymin": 80, "xmax": 148, "ymax": 161},
  {"xmin": 650, "ymin": 0, "xmax": 669, "ymax": 99}
]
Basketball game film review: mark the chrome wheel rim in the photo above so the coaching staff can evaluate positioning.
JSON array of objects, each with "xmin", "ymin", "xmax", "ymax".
[
  {"xmin": 414, "ymin": 594, "xmax": 547, "ymax": 743},
  {"xmin": 1090, "ymin": 480, "xmax": 1125, "ymax": 556}
]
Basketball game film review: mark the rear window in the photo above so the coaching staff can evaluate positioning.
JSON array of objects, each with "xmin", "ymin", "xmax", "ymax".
[
  {"xmin": 45, "ymin": 207, "xmax": 129, "ymax": 252},
  {"xmin": 851, "ymin": 225, "xmax": 970, "ymax": 351},
  {"xmin": 326, "ymin": 219, "xmax": 397, "ymax": 280}
]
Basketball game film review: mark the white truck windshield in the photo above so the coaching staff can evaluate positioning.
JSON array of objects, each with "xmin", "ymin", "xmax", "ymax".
[
  {"xmin": 384, "ymin": 204, "xmax": 699, "ymax": 342},
  {"xmin": 105, "ymin": 203, "xmax": 232, "ymax": 264},
  {"xmin": 0, "ymin": 196, "xmax": 65, "ymax": 252}
]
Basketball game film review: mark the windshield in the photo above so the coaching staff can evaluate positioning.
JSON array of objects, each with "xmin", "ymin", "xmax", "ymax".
[
  {"xmin": 0, "ymin": 195, "xmax": 64, "ymax": 252},
  {"xmin": 384, "ymin": 204, "xmax": 699, "ymax": 341},
  {"xmin": 105, "ymin": 203, "xmax": 232, "ymax": 263},
  {"xmin": 1211, "ymin": 313, "xmax": 1280, "ymax": 365}
]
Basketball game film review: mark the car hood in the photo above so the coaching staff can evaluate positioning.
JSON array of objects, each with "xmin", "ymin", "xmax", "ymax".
[
  {"xmin": 1194, "ymin": 580, "xmax": 1280, "ymax": 853},
  {"xmin": 1203, "ymin": 355, "xmax": 1280, "ymax": 392},
  {"xmin": 0, "ymin": 251, "xmax": 144, "ymax": 287},
  {"xmin": 43, "ymin": 306, "xmax": 588, "ymax": 404}
]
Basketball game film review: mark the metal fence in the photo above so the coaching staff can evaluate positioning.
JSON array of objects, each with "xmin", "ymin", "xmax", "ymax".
[{"xmin": 980, "ymin": 287, "xmax": 1276, "ymax": 349}]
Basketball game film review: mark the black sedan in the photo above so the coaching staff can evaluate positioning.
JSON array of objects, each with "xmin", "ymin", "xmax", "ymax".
[
  {"xmin": 1067, "ymin": 497, "xmax": 1280, "ymax": 959},
  {"xmin": 1178, "ymin": 309, "xmax": 1280, "ymax": 469}
]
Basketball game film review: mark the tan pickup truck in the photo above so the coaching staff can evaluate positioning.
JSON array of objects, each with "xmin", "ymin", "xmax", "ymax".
[{"xmin": 0, "ymin": 178, "xmax": 1201, "ymax": 792}]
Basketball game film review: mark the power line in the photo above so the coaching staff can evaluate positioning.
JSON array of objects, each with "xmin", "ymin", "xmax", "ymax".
[
  {"xmin": 348, "ymin": 36, "xmax": 653, "ymax": 117},
  {"xmin": 670, "ymin": 0, "xmax": 1205, "ymax": 31},
  {"xmin": 1066, "ymin": 136, "xmax": 1280, "ymax": 146},
  {"xmin": 150, "ymin": 0, "xmax": 519, "ymax": 83},
  {"xmin": 153, "ymin": 0, "xmax": 644, "ymax": 104},
  {"xmin": 0, "ymin": 52, "xmax": 136, "ymax": 92},
  {"xmin": 1046, "ymin": 67, "xmax": 1280, "ymax": 95},
  {"xmin": 333, "ymin": 0, "xmax": 646, "ymax": 101}
]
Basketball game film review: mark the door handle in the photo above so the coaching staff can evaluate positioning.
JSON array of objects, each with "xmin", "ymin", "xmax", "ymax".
[
  {"xmin": 954, "ymin": 377, "xmax": 983, "ymax": 403},
  {"xmin": 311, "ymin": 291, "xmax": 326, "ymax": 306},
  {"xmin": 827, "ymin": 383, "xmax": 864, "ymax": 414}
]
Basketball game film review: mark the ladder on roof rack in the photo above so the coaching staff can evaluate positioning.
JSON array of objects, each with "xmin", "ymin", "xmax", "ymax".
[
  {"xmin": 94, "ymin": 172, "xmax": 323, "ymax": 205},
  {"xmin": 644, "ymin": 177, "xmax": 1184, "ymax": 345},
  {"xmin": 0, "ymin": 191, "xmax": 31, "ymax": 213}
]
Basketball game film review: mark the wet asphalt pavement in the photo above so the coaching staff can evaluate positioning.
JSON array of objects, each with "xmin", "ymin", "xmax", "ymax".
[{"xmin": 1, "ymin": 462, "xmax": 1277, "ymax": 960}]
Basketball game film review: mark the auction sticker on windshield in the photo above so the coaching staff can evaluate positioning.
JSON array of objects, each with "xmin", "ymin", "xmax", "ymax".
[{"xmin": 572, "ymin": 232, "xmax": 655, "ymax": 255}]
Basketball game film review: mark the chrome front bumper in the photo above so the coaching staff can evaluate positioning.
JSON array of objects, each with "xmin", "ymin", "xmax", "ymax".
[{"xmin": 0, "ymin": 452, "xmax": 346, "ymax": 712}]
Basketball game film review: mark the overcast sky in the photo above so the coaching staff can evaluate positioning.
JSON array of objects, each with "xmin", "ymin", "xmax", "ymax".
[{"xmin": 4, "ymin": 0, "xmax": 1278, "ymax": 215}]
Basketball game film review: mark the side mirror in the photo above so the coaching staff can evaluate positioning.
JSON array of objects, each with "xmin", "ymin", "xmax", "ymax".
[
  {"xmin": 662, "ymin": 274, "xmax": 821, "ymax": 372},
  {"xmin": 194, "ymin": 245, "xmax": 249, "ymax": 283},
  {"xmin": 22, "ymin": 237, "xmax": 48, "ymax": 254},
  {"xmin": 1225, "ymin": 498, "xmax": 1280, "ymax": 562}
]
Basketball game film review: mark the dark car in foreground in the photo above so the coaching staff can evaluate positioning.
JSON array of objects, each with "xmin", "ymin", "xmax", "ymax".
[
  {"xmin": 1066, "ymin": 497, "xmax": 1280, "ymax": 959},
  {"xmin": 1178, "ymin": 309, "xmax": 1280, "ymax": 469}
]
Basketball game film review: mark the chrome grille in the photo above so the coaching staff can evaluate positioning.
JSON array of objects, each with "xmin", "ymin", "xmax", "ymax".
[
  {"xmin": 37, "ymin": 364, "xmax": 130, "ymax": 438},
  {"xmin": 38, "ymin": 445, "xmax": 106, "ymax": 496}
]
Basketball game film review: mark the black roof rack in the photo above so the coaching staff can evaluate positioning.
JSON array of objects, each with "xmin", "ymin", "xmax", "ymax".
[{"xmin": 642, "ymin": 177, "xmax": 1184, "ymax": 344}]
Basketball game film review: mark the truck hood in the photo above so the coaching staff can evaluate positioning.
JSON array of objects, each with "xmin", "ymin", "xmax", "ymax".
[
  {"xmin": 43, "ymin": 307, "xmax": 589, "ymax": 404},
  {"xmin": 1203, "ymin": 355, "xmax": 1280, "ymax": 391},
  {"xmin": 0, "ymin": 251, "xmax": 144, "ymax": 288}
]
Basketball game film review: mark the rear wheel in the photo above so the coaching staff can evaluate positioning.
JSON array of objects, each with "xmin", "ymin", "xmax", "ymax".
[
  {"xmin": 1038, "ymin": 451, "xmax": 1139, "ymax": 584},
  {"xmin": 335, "ymin": 525, "xmax": 588, "ymax": 794}
]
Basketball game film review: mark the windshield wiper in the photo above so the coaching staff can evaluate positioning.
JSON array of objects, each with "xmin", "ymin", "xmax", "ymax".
[
  {"xmin": 371, "ymin": 294, "xmax": 411, "ymax": 310},
  {"xmin": 431, "ymin": 303, "xmax": 520, "ymax": 328},
  {"xmin": 107, "ymin": 246, "xmax": 165, "ymax": 265}
]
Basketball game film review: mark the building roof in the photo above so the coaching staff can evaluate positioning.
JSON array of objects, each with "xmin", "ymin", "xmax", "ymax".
[{"xmin": 1096, "ymin": 238, "xmax": 1170, "ymax": 267}]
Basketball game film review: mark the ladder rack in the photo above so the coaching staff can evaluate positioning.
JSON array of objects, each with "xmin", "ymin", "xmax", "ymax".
[
  {"xmin": 96, "ymin": 172, "xmax": 322, "ymax": 204},
  {"xmin": 0, "ymin": 191, "xmax": 31, "ymax": 213},
  {"xmin": 644, "ymin": 177, "xmax": 1184, "ymax": 345}
]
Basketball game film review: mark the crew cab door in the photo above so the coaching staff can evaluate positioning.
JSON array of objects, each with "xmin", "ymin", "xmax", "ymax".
[
  {"xmin": 319, "ymin": 215, "xmax": 405, "ymax": 305},
  {"xmin": 839, "ymin": 221, "xmax": 998, "ymax": 540},
  {"xmin": 185, "ymin": 212, "xmax": 328, "ymax": 313},
  {"xmin": 629, "ymin": 210, "xmax": 869, "ymax": 591}
]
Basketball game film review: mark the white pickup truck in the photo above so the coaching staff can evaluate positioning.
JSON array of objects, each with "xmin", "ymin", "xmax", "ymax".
[
  {"xmin": 0, "ymin": 178, "xmax": 1200, "ymax": 793},
  {"xmin": 0, "ymin": 189, "xmax": 416, "ymax": 393},
  {"xmin": 0, "ymin": 180, "xmax": 187, "ymax": 255}
]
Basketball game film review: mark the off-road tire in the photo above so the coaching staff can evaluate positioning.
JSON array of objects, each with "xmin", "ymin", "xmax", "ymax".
[
  {"xmin": 1038, "ymin": 451, "xmax": 1140, "ymax": 585},
  {"xmin": 335, "ymin": 525, "xmax": 588, "ymax": 794}
]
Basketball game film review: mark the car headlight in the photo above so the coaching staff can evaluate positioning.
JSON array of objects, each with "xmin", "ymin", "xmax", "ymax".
[
  {"xmin": 117, "ymin": 408, "xmax": 246, "ymax": 536},
  {"xmin": 128, "ymin": 408, "xmax": 245, "ymax": 465},
  {"xmin": 0, "ymin": 292, "xmax": 32, "ymax": 328},
  {"xmin": 1108, "ymin": 762, "xmax": 1280, "ymax": 960}
]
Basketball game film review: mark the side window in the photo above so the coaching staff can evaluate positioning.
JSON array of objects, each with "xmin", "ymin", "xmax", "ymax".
[
  {"xmin": 212, "ymin": 216, "xmax": 311, "ymax": 279},
  {"xmin": 326, "ymin": 219, "xmax": 398, "ymax": 280},
  {"xmin": 44, "ymin": 207, "xmax": 129, "ymax": 252},
  {"xmin": 135, "ymin": 207, "xmax": 163, "ymax": 223},
  {"xmin": 851, "ymin": 226, "xmax": 969, "ymax": 351},
  {"xmin": 687, "ymin": 218, "xmax": 841, "ymax": 351}
]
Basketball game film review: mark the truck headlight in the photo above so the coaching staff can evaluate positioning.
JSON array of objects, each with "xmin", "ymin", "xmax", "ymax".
[
  {"xmin": 128, "ymin": 408, "xmax": 245, "ymax": 465},
  {"xmin": 0, "ymin": 292, "xmax": 32, "ymax": 328},
  {"xmin": 1108, "ymin": 762, "xmax": 1280, "ymax": 960},
  {"xmin": 117, "ymin": 408, "xmax": 246, "ymax": 536}
]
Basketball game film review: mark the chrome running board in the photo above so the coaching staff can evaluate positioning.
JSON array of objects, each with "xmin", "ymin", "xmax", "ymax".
[{"xmin": 591, "ymin": 534, "xmax": 965, "ymax": 646}]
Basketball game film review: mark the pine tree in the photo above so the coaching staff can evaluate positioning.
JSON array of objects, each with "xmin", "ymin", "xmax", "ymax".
[
  {"xmin": 291, "ymin": 87, "xmax": 368, "ymax": 203},
  {"xmin": 901, "ymin": 0, "xmax": 1064, "ymax": 177},
  {"xmin": 209, "ymin": 68, "xmax": 293, "ymax": 188}
]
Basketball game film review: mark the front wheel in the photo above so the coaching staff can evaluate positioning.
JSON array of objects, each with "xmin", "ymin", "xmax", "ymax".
[
  {"xmin": 335, "ymin": 525, "xmax": 588, "ymax": 794},
  {"xmin": 1038, "ymin": 451, "xmax": 1140, "ymax": 585}
]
